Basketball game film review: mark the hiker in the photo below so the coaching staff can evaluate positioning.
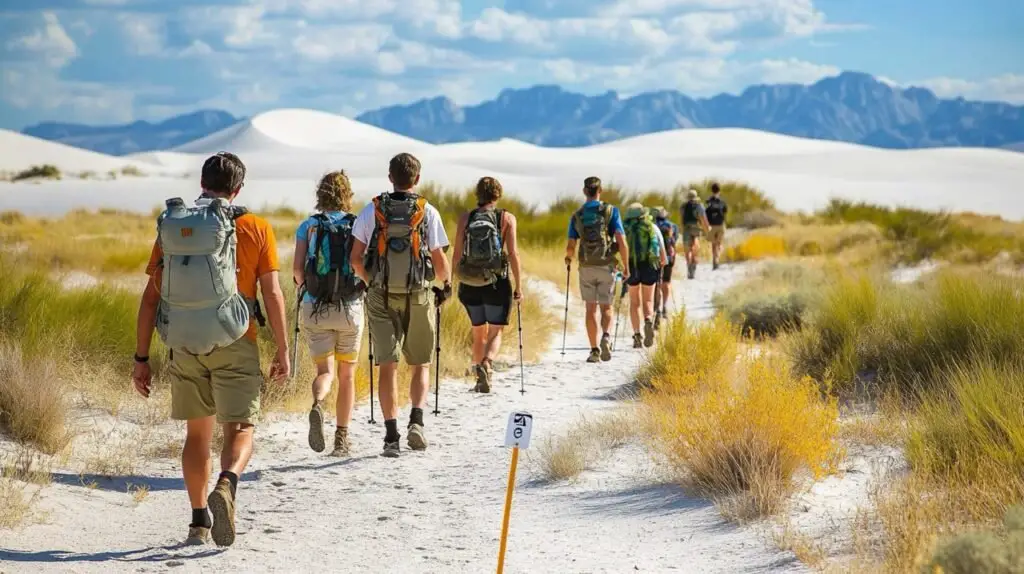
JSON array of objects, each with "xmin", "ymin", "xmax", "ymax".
[
  {"xmin": 131, "ymin": 152, "xmax": 290, "ymax": 548},
  {"xmin": 453, "ymin": 176, "xmax": 522, "ymax": 394},
  {"xmin": 623, "ymin": 203, "xmax": 668, "ymax": 348},
  {"xmin": 350, "ymin": 153, "xmax": 451, "ymax": 458},
  {"xmin": 653, "ymin": 206, "xmax": 679, "ymax": 320},
  {"xmin": 292, "ymin": 171, "xmax": 365, "ymax": 457},
  {"xmin": 564, "ymin": 176, "xmax": 631, "ymax": 363},
  {"xmin": 680, "ymin": 188, "xmax": 711, "ymax": 279},
  {"xmin": 705, "ymin": 182, "xmax": 729, "ymax": 270}
]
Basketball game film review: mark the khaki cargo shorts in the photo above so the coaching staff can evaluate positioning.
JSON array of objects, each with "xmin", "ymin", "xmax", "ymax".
[
  {"xmin": 168, "ymin": 337, "xmax": 262, "ymax": 425},
  {"xmin": 579, "ymin": 264, "xmax": 617, "ymax": 306},
  {"xmin": 302, "ymin": 300, "xmax": 364, "ymax": 363},
  {"xmin": 683, "ymin": 225, "xmax": 704, "ymax": 249},
  {"xmin": 366, "ymin": 287, "xmax": 436, "ymax": 366},
  {"xmin": 709, "ymin": 224, "xmax": 726, "ymax": 244}
]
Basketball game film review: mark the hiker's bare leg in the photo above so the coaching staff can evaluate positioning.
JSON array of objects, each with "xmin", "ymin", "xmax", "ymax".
[
  {"xmin": 183, "ymin": 417, "xmax": 214, "ymax": 509},
  {"xmin": 312, "ymin": 356, "xmax": 336, "ymax": 404},
  {"xmin": 378, "ymin": 362, "xmax": 399, "ymax": 420},
  {"xmin": 585, "ymin": 301, "xmax": 599, "ymax": 348},
  {"xmin": 599, "ymin": 303, "xmax": 613, "ymax": 336},
  {"xmin": 661, "ymin": 282, "xmax": 671, "ymax": 311},
  {"xmin": 221, "ymin": 422, "xmax": 254, "ymax": 477},
  {"xmin": 628, "ymin": 286, "xmax": 641, "ymax": 332},
  {"xmin": 409, "ymin": 364, "xmax": 430, "ymax": 410},
  {"xmin": 484, "ymin": 325, "xmax": 503, "ymax": 363},
  {"xmin": 641, "ymin": 284, "xmax": 655, "ymax": 319},
  {"xmin": 335, "ymin": 360, "xmax": 357, "ymax": 427},
  {"xmin": 472, "ymin": 325, "xmax": 487, "ymax": 365}
]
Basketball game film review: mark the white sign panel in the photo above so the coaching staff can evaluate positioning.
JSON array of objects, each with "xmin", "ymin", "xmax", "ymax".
[{"xmin": 504, "ymin": 411, "xmax": 533, "ymax": 449}]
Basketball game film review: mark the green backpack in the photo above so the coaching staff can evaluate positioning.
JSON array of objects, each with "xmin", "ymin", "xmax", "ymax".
[
  {"xmin": 572, "ymin": 202, "xmax": 616, "ymax": 267},
  {"xmin": 624, "ymin": 213, "xmax": 660, "ymax": 267},
  {"xmin": 154, "ymin": 197, "xmax": 255, "ymax": 356}
]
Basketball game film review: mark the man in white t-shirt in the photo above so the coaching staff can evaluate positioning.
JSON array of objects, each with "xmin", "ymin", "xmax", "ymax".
[{"xmin": 351, "ymin": 152, "xmax": 451, "ymax": 458}]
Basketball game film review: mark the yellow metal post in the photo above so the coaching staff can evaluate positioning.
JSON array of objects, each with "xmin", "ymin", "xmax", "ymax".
[{"xmin": 496, "ymin": 446, "xmax": 520, "ymax": 574}]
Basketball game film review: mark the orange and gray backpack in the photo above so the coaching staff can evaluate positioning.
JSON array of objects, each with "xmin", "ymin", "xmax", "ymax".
[{"xmin": 366, "ymin": 192, "xmax": 435, "ymax": 295}]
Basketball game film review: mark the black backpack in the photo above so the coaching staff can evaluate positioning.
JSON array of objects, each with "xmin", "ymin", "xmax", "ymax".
[
  {"xmin": 303, "ymin": 213, "xmax": 364, "ymax": 312},
  {"xmin": 706, "ymin": 196, "xmax": 727, "ymax": 226},
  {"xmin": 458, "ymin": 207, "xmax": 507, "ymax": 287},
  {"xmin": 682, "ymin": 200, "xmax": 702, "ymax": 225}
]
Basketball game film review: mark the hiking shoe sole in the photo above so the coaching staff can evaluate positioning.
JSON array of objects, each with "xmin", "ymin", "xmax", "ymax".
[
  {"xmin": 381, "ymin": 442, "xmax": 400, "ymax": 458},
  {"xmin": 600, "ymin": 338, "xmax": 612, "ymax": 362},
  {"xmin": 207, "ymin": 484, "xmax": 235, "ymax": 547},
  {"xmin": 407, "ymin": 424, "xmax": 428, "ymax": 451},
  {"xmin": 308, "ymin": 405, "xmax": 326, "ymax": 453},
  {"xmin": 474, "ymin": 365, "xmax": 491, "ymax": 393}
]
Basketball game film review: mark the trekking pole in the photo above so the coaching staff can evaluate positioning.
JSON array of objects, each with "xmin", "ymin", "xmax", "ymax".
[
  {"xmin": 612, "ymin": 274, "xmax": 623, "ymax": 351},
  {"xmin": 560, "ymin": 263, "xmax": 570, "ymax": 358},
  {"xmin": 367, "ymin": 332, "xmax": 376, "ymax": 424},
  {"xmin": 433, "ymin": 305, "xmax": 441, "ymax": 416},
  {"xmin": 290, "ymin": 286, "xmax": 304, "ymax": 379},
  {"xmin": 517, "ymin": 300, "xmax": 525, "ymax": 395}
]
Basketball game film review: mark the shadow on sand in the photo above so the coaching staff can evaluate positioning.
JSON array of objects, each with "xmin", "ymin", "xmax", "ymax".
[{"xmin": 0, "ymin": 543, "xmax": 223, "ymax": 564}]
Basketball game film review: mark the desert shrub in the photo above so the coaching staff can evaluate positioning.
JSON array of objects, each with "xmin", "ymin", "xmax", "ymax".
[
  {"xmin": 644, "ymin": 356, "xmax": 840, "ymax": 520},
  {"xmin": 739, "ymin": 209, "xmax": 781, "ymax": 229},
  {"xmin": 723, "ymin": 234, "xmax": 787, "ymax": 262},
  {"xmin": 921, "ymin": 505, "xmax": 1024, "ymax": 574},
  {"xmin": 12, "ymin": 165, "xmax": 61, "ymax": 182},
  {"xmin": 0, "ymin": 340, "xmax": 72, "ymax": 454},
  {"xmin": 636, "ymin": 313, "xmax": 735, "ymax": 394},
  {"xmin": 534, "ymin": 412, "xmax": 637, "ymax": 482},
  {"xmin": 77, "ymin": 170, "xmax": 97, "ymax": 180},
  {"xmin": 120, "ymin": 165, "xmax": 143, "ymax": 177},
  {"xmin": 714, "ymin": 262, "xmax": 826, "ymax": 338}
]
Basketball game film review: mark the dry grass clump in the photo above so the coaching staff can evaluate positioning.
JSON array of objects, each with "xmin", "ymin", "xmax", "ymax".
[
  {"xmin": 534, "ymin": 411, "xmax": 639, "ymax": 482},
  {"xmin": 0, "ymin": 340, "xmax": 73, "ymax": 455},
  {"xmin": 713, "ymin": 261, "xmax": 827, "ymax": 338},
  {"xmin": 635, "ymin": 313, "xmax": 736, "ymax": 393},
  {"xmin": 12, "ymin": 164, "xmax": 61, "ymax": 182},
  {"xmin": 0, "ymin": 447, "xmax": 53, "ymax": 529},
  {"xmin": 724, "ymin": 234, "xmax": 788, "ymax": 262},
  {"xmin": 644, "ymin": 355, "xmax": 841, "ymax": 521},
  {"xmin": 723, "ymin": 223, "xmax": 885, "ymax": 264}
]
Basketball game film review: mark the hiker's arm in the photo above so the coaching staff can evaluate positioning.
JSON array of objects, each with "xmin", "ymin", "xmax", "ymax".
[
  {"xmin": 564, "ymin": 238, "xmax": 577, "ymax": 266},
  {"xmin": 292, "ymin": 239, "xmax": 306, "ymax": 288},
  {"xmin": 506, "ymin": 213, "xmax": 522, "ymax": 295},
  {"xmin": 702, "ymin": 214, "xmax": 711, "ymax": 234},
  {"xmin": 431, "ymin": 246, "xmax": 451, "ymax": 285},
  {"xmin": 259, "ymin": 270, "xmax": 290, "ymax": 380},
  {"xmin": 351, "ymin": 239, "xmax": 369, "ymax": 285},
  {"xmin": 135, "ymin": 276, "xmax": 160, "ymax": 359},
  {"xmin": 451, "ymin": 214, "xmax": 467, "ymax": 279},
  {"xmin": 615, "ymin": 231, "xmax": 630, "ymax": 274}
]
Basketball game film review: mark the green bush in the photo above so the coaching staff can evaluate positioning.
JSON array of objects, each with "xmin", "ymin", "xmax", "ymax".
[
  {"xmin": 713, "ymin": 262, "xmax": 825, "ymax": 338},
  {"xmin": 12, "ymin": 165, "xmax": 61, "ymax": 182},
  {"xmin": 921, "ymin": 505, "xmax": 1024, "ymax": 574}
]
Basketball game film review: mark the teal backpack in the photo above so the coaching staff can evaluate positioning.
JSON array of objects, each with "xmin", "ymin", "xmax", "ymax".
[{"xmin": 624, "ymin": 213, "xmax": 660, "ymax": 267}]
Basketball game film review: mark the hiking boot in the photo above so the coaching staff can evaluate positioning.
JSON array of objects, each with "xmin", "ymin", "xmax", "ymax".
[
  {"xmin": 308, "ymin": 402, "xmax": 326, "ymax": 453},
  {"xmin": 599, "ymin": 335, "xmax": 612, "ymax": 362},
  {"xmin": 381, "ymin": 440, "xmax": 401, "ymax": 458},
  {"xmin": 185, "ymin": 526, "xmax": 210, "ymax": 546},
  {"xmin": 473, "ymin": 364, "xmax": 491, "ymax": 393},
  {"xmin": 329, "ymin": 428, "xmax": 351, "ymax": 458},
  {"xmin": 713, "ymin": 260, "xmax": 720, "ymax": 271},
  {"xmin": 688, "ymin": 263, "xmax": 697, "ymax": 280},
  {"xmin": 407, "ymin": 424, "xmax": 428, "ymax": 451},
  {"xmin": 587, "ymin": 348, "xmax": 601, "ymax": 363},
  {"xmin": 207, "ymin": 478, "xmax": 236, "ymax": 547},
  {"xmin": 653, "ymin": 313, "xmax": 661, "ymax": 331},
  {"xmin": 644, "ymin": 320, "xmax": 655, "ymax": 348},
  {"xmin": 632, "ymin": 333, "xmax": 643, "ymax": 349}
]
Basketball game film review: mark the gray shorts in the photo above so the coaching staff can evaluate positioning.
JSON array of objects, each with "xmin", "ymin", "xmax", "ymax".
[{"xmin": 579, "ymin": 265, "xmax": 617, "ymax": 306}]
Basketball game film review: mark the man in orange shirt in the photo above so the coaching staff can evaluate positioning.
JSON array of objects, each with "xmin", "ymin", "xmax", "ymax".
[{"xmin": 131, "ymin": 152, "xmax": 290, "ymax": 547}]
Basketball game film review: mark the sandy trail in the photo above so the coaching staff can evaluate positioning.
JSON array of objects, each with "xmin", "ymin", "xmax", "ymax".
[{"xmin": 0, "ymin": 262, "xmax": 806, "ymax": 574}]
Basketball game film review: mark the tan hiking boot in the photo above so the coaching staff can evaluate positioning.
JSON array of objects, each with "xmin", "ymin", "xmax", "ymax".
[
  {"xmin": 185, "ymin": 526, "xmax": 210, "ymax": 546},
  {"xmin": 632, "ymin": 333, "xmax": 643, "ymax": 349},
  {"xmin": 473, "ymin": 364, "xmax": 491, "ymax": 393},
  {"xmin": 329, "ymin": 428, "xmax": 351, "ymax": 458},
  {"xmin": 407, "ymin": 423, "xmax": 428, "ymax": 451},
  {"xmin": 207, "ymin": 478, "xmax": 236, "ymax": 547},
  {"xmin": 308, "ymin": 402, "xmax": 326, "ymax": 453},
  {"xmin": 599, "ymin": 334, "xmax": 612, "ymax": 362},
  {"xmin": 586, "ymin": 348, "xmax": 601, "ymax": 363},
  {"xmin": 644, "ymin": 319, "xmax": 655, "ymax": 348}
]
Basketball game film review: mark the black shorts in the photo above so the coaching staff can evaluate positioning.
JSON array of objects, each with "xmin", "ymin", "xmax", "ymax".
[
  {"xmin": 625, "ymin": 265, "xmax": 660, "ymax": 287},
  {"xmin": 662, "ymin": 260, "xmax": 675, "ymax": 282},
  {"xmin": 458, "ymin": 278, "xmax": 513, "ymax": 326}
]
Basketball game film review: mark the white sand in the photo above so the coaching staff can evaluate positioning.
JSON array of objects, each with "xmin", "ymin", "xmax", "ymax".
[
  {"xmin": 1, "ymin": 109, "xmax": 1022, "ymax": 220},
  {"xmin": 0, "ymin": 263, "xmax": 811, "ymax": 573}
]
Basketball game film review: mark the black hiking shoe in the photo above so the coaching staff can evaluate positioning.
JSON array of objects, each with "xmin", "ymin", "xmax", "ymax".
[
  {"xmin": 600, "ymin": 334, "xmax": 612, "ymax": 362},
  {"xmin": 644, "ymin": 320, "xmax": 655, "ymax": 348},
  {"xmin": 381, "ymin": 440, "xmax": 401, "ymax": 458},
  {"xmin": 688, "ymin": 263, "xmax": 697, "ymax": 280},
  {"xmin": 653, "ymin": 313, "xmax": 661, "ymax": 331},
  {"xmin": 586, "ymin": 348, "xmax": 601, "ymax": 363},
  {"xmin": 632, "ymin": 333, "xmax": 643, "ymax": 349},
  {"xmin": 308, "ymin": 402, "xmax": 326, "ymax": 453},
  {"xmin": 473, "ymin": 364, "xmax": 491, "ymax": 393}
]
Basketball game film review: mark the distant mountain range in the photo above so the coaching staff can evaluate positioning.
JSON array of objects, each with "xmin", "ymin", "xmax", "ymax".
[
  {"xmin": 22, "ymin": 110, "xmax": 241, "ymax": 156},
  {"xmin": 19, "ymin": 72, "xmax": 1024, "ymax": 154}
]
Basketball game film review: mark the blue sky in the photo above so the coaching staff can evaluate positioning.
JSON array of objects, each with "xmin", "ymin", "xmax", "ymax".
[{"xmin": 0, "ymin": 0, "xmax": 1021, "ymax": 130}]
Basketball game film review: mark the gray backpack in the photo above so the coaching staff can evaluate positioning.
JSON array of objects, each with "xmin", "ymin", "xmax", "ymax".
[
  {"xmin": 154, "ymin": 197, "xmax": 252, "ymax": 356},
  {"xmin": 458, "ymin": 207, "xmax": 507, "ymax": 287}
]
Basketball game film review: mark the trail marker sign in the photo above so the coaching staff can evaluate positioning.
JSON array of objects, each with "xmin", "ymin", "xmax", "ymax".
[
  {"xmin": 504, "ymin": 411, "xmax": 533, "ymax": 449},
  {"xmin": 497, "ymin": 411, "xmax": 533, "ymax": 574}
]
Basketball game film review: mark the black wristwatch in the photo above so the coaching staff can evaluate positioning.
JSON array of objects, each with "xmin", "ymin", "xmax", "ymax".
[{"xmin": 134, "ymin": 354, "xmax": 149, "ymax": 364}]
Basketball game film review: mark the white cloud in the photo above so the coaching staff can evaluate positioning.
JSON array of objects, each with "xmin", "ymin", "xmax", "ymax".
[
  {"xmin": 178, "ymin": 40, "xmax": 214, "ymax": 58},
  {"xmin": 917, "ymin": 74, "xmax": 1024, "ymax": 104},
  {"xmin": 118, "ymin": 14, "xmax": 165, "ymax": 56},
  {"xmin": 289, "ymin": 24, "xmax": 392, "ymax": 62},
  {"xmin": 1, "ymin": 65, "xmax": 135, "ymax": 123},
  {"xmin": 752, "ymin": 58, "xmax": 840, "ymax": 85},
  {"xmin": 6, "ymin": 12, "xmax": 79, "ymax": 68}
]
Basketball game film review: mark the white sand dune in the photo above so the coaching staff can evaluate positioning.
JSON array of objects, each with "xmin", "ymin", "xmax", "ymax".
[
  {"xmin": 2, "ymin": 108, "xmax": 1023, "ymax": 220},
  {"xmin": 0, "ymin": 265, "xmax": 813, "ymax": 574},
  {"xmin": 0, "ymin": 130, "xmax": 154, "ymax": 175}
]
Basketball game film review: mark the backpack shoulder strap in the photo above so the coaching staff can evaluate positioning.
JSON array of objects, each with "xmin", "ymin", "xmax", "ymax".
[
  {"xmin": 372, "ymin": 196, "xmax": 389, "ymax": 257},
  {"xmin": 410, "ymin": 197, "xmax": 429, "ymax": 256}
]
